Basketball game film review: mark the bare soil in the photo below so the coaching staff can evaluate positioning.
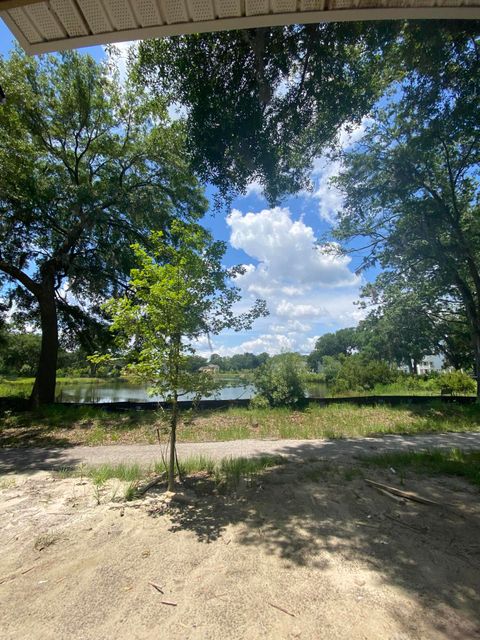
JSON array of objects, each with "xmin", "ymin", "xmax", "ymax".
[{"xmin": 1, "ymin": 463, "xmax": 479, "ymax": 640}]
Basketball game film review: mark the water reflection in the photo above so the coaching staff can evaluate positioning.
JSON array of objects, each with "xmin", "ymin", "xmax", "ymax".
[{"xmin": 56, "ymin": 380, "xmax": 327, "ymax": 403}]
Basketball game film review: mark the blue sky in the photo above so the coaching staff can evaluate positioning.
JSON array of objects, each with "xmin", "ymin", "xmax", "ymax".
[{"xmin": 0, "ymin": 20, "xmax": 378, "ymax": 357}]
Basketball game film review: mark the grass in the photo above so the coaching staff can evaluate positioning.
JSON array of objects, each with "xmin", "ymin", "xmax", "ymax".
[
  {"xmin": 172, "ymin": 454, "xmax": 286, "ymax": 489},
  {"xmin": 2, "ymin": 400, "xmax": 480, "ymax": 448},
  {"xmin": 363, "ymin": 448, "xmax": 480, "ymax": 486},
  {"xmin": 55, "ymin": 455, "xmax": 286, "ymax": 496},
  {"xmin": 57, "ymin": 462, "xmax": 144, "ymax": 485},
  {"xmin": 180, "ymin": 401, "xmax": 480, "ymax": 442}
]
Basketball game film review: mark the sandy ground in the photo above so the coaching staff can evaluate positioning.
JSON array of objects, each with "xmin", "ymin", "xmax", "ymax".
[
  {"xmin": 1, "ymin": 462, "xmax": 479, "ymax": 640},
  {"xmin": 2, "ymin": 430, "xmax": 480, "ymax": 473}
]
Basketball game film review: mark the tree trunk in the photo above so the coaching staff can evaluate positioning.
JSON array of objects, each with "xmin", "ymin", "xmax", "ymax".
[
  {"xmin": 168, "ymin": 395, "xmax": 178, "ymax": 491},
  {"xmin": 30, "ymin": 286, "xmax": 58, "ymax": 408},
  {"xmin": 474, "ymin": 333, "xmax": 480, "ymax": 402}
]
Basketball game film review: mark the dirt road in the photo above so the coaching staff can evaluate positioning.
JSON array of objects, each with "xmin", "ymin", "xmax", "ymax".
[{"xmin": 1, "ymin": 430, "xmax": 480, "ymax": 473}]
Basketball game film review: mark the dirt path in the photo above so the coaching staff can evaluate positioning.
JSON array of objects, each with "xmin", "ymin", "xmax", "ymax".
[
  {"xmin": 1, "ymin": 430, "xmax": 480, "ymax": 473},
  {"xmin": 1, "ymin": 460, "xmax": 479, "ymax": 639}
]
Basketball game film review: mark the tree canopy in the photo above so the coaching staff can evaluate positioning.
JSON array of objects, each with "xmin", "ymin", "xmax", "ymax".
[
  {"xmin": 334, "ymin": 25, "xmax": 480, "ymax": 394},
  {"xmin": 137, "ymin": 22, "xmax": 400, "ymax": 202},
  {"xmin": 0, "ymin": 49, "xmax": 206, "ymax": 405}
]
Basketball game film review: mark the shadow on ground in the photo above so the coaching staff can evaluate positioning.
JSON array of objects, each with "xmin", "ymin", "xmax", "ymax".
[
  {"xmin": 0, "ymin": 446, "xmax": 82, "ymax": 473},
  {"xmin": 149, "ymin": 448, "xmax": 480, "ymax": 639}
]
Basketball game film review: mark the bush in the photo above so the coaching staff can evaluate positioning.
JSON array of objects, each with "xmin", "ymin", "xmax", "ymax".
[
  {"xmin": 249, "ymin": 394, "xmax": 270, "ymax": 410},
  {"xmin": 254, "ymin": 353, "xmax": 307, "ymax": 407},
  {"xmin": 437, "ymin": 371, "xmax": 476, "ymax": 396},
  {"xmin": 323, "ymin": 353, "xmax": 398, "ymax": 393}
]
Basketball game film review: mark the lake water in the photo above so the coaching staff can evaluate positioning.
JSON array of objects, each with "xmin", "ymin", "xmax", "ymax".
[{"xmin": 56, "ymin": 380, "xmax": 328, "ymax": 403}]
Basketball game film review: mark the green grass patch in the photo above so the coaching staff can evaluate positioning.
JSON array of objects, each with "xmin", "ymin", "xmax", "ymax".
[
  {"xmin": 56, "ymin": 462, "xmax": 144, "ymax": 486},
  {"xmin": 216, "ymin": 455, "xmax": 286, "ymax": 488},
  {"xmin": 177, "ymin": 454, "xmax": 286, "ymax": 489},
  {"xmin": 55, "ymin": 454, "xmax": 286, "ymax": 494},
  {"xmin": 176, "ymin": 455, "xmax": 218, "ymax": 476},
  {"xmin": 363, "ymin": 448, "xmax": 480, "ymax": 486},
  {"xmin": 2, "ymin": 400, "xmax": 480, "ymax": 448}
]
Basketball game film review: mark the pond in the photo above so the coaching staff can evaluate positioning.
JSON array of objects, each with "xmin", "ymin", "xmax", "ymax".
[{"xmin": 55, "ymin": 379, "xmax": 328, "ymax": 403}]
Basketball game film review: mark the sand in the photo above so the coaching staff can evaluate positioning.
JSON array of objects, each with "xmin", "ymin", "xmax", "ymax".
[{"xmin": 1, "ymin": 462, "xmax": 479, "ymax": 640}]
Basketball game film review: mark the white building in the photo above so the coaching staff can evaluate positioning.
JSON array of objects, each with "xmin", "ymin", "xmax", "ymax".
[{"xmin": 399, "ymin": 354, "xmax": 449, "ymax": 376}]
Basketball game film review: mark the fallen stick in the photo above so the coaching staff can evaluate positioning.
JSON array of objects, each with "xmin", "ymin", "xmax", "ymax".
[
  {"xmin": 268, "ymin": 602, "xmax": 295, "ymax": 617},
  {"xmin": 137, "ymin": 474, "xmax": 166, "ymax": 497},
  {"xmin": 0, "ymin": 565, "xmax": 37, "ymax": 585},
  {"xmin": 375, "ymin": 487, "xmax": 406, "ymax": 504},
  {"xmin": 161, "ymin": 600, "xmax": 177, "ymax": 607},
  {"xmin": 365, "ymin": 479, "xmax": 441, "ymax": 506},
  {"xmin": 21, "ymin": 566, "xmax": 36, "ymax": 575},
  {"xmin": 149, "ymin": 581, "xmax": 164, "ymax": 594}
]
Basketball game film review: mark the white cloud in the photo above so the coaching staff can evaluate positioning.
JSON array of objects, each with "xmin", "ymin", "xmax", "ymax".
[
  {"xmin": 228, "ymin": 206, "xmax": 359, "ymax": 289},
  {"xmin": 241, "ymin": 180, "xmax": 265, "ymax": 199},
  {"xmin": 309, "ymin": 118, "xmax": 372, "ymax": 224},
  {"xmin": 195, "ymin": 206, "xmax": 364, "ymax": 356},
  {"xmin": 275, "ymin": 301, "xmax": 319, "ymax": 318}
]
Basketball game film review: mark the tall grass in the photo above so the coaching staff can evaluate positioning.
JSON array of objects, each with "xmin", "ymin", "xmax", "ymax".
[
  {"xmin": 2, "ymin": 399, "xmax": 480, "ymax": 448},
  {"xmin": 363, "ymin": 448, "xmax": 480, "ymax": 486},
  {"xmin": 56, "ymin": 455, "xmax": 286, "ymax": 494}
]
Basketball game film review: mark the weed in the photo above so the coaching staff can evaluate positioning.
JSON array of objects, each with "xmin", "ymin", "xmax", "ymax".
[
  {"xmin": 55, "ymin": 466, "xmax": 75, "ymax": 479},
  {"xmin": 34, "ymin": 532, "xmax": 59, "ymax": 551},
  {"xmin": 176, "ymin": 454, "xmax": 286, "ymax": 490},
  {"xmin": 343, "ymin": 467, "xmax": 362, "ymax": 482},
  {"xmin": 88, "ymin": 463, "xmax": 143, "ymax": 486},
  {"xmin": 301, "ymin": 463, "xmax": 334, "ymax": 483},
  {"xmin": 0, "ymin": 477, "xmax": 16, "ymax": 490},
  {"xmin": 363, "ymin": 448, "xmax": 480, "ymax": 486},
  {"xmin": 124, "ymin": 482, "xmax": 139, "ymax": 501},
  {"xmin": 3, "ymin": 400, "xmax": 480, "ymax": 448},
  {"xmin": 92, "ymin": 484, "xmax": 102, "ymax": 505}
]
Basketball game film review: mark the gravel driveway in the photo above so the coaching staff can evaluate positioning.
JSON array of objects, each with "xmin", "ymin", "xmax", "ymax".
[{"xmin": 1, "ymin": 431, "xmax": 480, "ymax": 473}]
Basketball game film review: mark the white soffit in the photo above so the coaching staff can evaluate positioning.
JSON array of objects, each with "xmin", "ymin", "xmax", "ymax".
[{"xmin": 1, "ymin": 0, "xmax": 479, "ymax": 55}]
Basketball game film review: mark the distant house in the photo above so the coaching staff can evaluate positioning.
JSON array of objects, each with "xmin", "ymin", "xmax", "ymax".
[
  {"xmin": 399, "ymin": 354, "xmax": 448, "ymax": 375},
  {"xmin": 199, "ymin": 364, "xmax": 220, "ymax": 374}
]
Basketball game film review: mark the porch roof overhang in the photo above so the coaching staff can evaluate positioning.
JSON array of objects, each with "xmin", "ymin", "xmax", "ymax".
[{"xmin": 1, "ymin": 1, "xmax": 479, "ymax": 56}]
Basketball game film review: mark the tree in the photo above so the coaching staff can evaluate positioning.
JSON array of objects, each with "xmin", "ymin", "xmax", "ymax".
[
  {"xmin": 136, "ymin": 23, "xmax": 400, "ymax": 202},
  {"xmin": 0, "ymin": 332, "xmax": 41, "ymax": 377},
  {"xmin": 254, "ymin": 353, "xmax": 307, "ymax": 407},
  {"xmin": 357, "ymin": 284, "xmax": 437, "ymax": 373},
  {"xmin": 307, "ymin": 327, "xmax": 358, "ymax": 371},
  {"xmin": 136, "ymin": 22, "xmax": 480, "ymax": 203},
  {"xmin": 334, "ymin": 28, "xmax": 480, "ymax": 396},
  {"xmin": 0, "ymin": 50, "xmax": 206, "ymax": 406},
  {"xmin": 184, "ymin": 355, "xmax": 208, "ymax": 373},
  {"xmin": 321, "ymin": 353, "xmax": 397, "ymax": 394},
  {"xmin": 103, "ymin": 222, "xmax": 267, "ymax": 491}
]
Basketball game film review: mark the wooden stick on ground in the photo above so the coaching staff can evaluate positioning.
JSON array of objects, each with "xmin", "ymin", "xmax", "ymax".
[
  {"xmin": 268, "ymin": 602, "xmax": 296, "ymax": 617},
  {"xmin": 365, "ymin": 479, "xmax": 441, "ymax": 506},
  {"xmin": 149, "ymin": 581, "xmax": 164, "ymax": 594},
  {"xmin": 137, "ymin": 474, "xmax": 166, "ymax": 497}
]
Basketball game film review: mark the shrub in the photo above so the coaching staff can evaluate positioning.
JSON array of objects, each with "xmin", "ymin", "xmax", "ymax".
[
  {"xmin": 249, "ymin": 394, "xmax": 270, "ymax": 410},
  {"xmin": 254, "ymin": 353, "xmax": 307, "ymax": 407},
  {"xmin": 437, "ymin": 371, "xmax": 476, "ymax": 396},
  {"xmin": 323, "ymin": 353, "xmax": 398, "ymax": 393}
]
